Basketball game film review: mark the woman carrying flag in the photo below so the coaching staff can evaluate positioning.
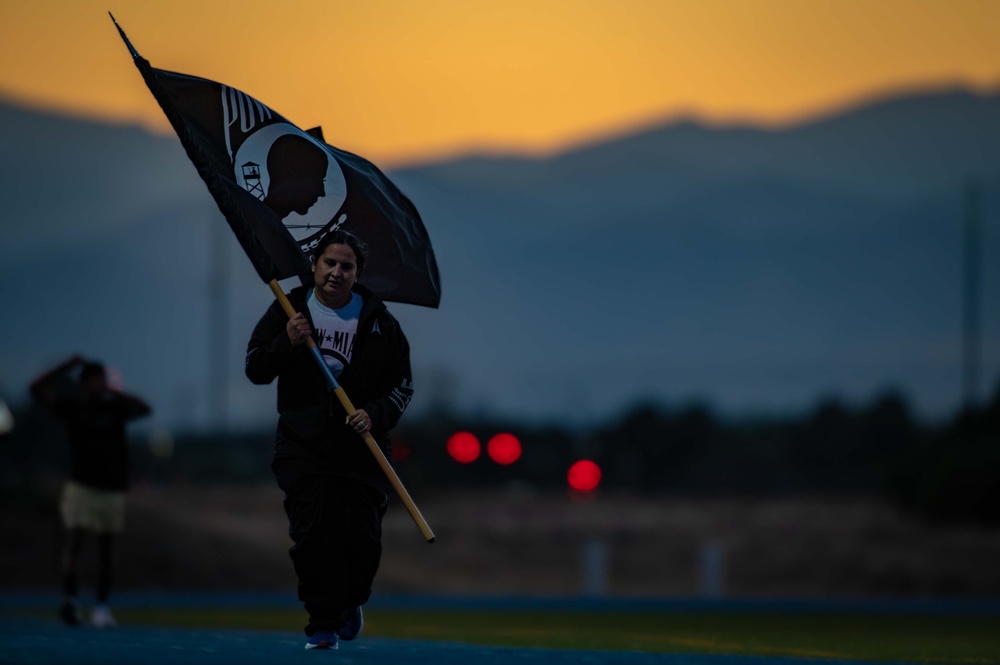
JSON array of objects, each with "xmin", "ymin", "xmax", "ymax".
[{"xmin": 246, "ymin": 230, "xmax": 414, "ymax": 650}]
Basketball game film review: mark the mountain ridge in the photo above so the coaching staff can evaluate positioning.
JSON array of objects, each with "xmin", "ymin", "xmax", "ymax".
[{"xmin": 1, "ymin": 85, "xmax": 997, "ymax": 429}]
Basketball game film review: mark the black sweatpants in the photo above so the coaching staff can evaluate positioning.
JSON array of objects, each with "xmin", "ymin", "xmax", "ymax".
[{"xmin": 273, "ymin": 458, "xmax": 388, "ymax": 635}]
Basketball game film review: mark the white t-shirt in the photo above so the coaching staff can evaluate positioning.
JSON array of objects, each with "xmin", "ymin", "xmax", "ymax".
[{"xmin": 307, "ymin": 289, "xmax": 363, "ymax": 379}]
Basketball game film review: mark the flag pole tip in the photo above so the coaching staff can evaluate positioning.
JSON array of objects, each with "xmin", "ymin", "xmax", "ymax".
[{"xmin": 109, "ymin": 12, "xmax": 140, "ymax": 59}]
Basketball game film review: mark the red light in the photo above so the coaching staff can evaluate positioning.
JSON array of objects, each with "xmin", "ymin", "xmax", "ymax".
[
  {"xmin": 487, "ymin": 433, "xmax": 522, "ymax": 465},
  {"xmin": 446, "ymin": 431, "xmax": 480, "ymax": 463},
  {"xmin": 567, "ymin": 460, "xmax": 601, "ymax": 492},
  {"xmin": 391, "ymin": 439, "xmax": 412, "ymax": 463}
]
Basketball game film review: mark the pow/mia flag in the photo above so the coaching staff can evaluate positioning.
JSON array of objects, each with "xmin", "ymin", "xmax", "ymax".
[{"xmin": 123, "ymin": 35, "xmax": 441, "ymax": 308}]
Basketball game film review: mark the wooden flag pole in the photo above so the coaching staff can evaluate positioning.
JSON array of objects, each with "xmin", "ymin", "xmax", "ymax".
[{"xmin": 268, "ymin": 280, "xmax": 435, "ymax": 543}]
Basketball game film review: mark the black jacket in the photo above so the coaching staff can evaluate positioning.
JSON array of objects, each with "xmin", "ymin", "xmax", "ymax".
[
  {"xmin": 50, "ymin": 393, "xmax": 149, "ymax": 491},
  {"xmin": 246, "ymin": 283, "xmax": 413, "ymax": 484}
]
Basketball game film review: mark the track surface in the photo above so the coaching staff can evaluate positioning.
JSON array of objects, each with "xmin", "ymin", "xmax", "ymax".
[
  {"xmin": 5, "ymin": 594, "xmax": 985, "ymax": 665},
  {"xmin": 0, "ymin": 616, "xmax": 925, "ymax": 665}
]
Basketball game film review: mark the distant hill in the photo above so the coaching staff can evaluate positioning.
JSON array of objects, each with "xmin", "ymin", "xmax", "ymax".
[{"xmin": 0, "ymin": 86, "xmax": 998, "ymax": 431}]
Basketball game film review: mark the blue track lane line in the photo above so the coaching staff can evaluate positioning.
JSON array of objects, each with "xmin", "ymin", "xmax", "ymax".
[{"xmin": 0, "ymin": 617, "xmax": 924, "ymax": 665}]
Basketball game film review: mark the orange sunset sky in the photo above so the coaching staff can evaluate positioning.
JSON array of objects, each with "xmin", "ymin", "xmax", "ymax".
[{"xmin": 1, "ymin": 0, "xmax": 998, "ymax": 166}]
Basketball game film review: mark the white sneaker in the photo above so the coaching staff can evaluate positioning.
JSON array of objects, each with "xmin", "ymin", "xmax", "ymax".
[{"xmin": 91, "ymin": 604, "xmax": 117, "ymax": 628}]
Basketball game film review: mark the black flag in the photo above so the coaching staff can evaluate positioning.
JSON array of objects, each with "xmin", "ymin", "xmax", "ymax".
[{"xmin": 125, "ymin": 44, "xmax": 441, "ymax": 307}]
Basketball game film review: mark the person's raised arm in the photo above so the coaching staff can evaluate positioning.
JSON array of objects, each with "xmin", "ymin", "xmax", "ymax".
[
  {"xmin": 29, "ymin": 355, "xmax": 83, "ymax": 406},
  {"xmin": 119, "ymin": 392, "xmax": 152, "ymax": 420}
]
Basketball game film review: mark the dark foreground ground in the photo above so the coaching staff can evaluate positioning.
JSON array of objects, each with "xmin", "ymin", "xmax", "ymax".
[
  {"xmin": 0, "ymin": 615, "xmax": 928, "ymax": 665},
  {"xmin": 3, "ymin": 594, "xmax": 999, "ymax": 665},
  {"xmin": 5, "ymin": 615, "xmax": 658, "ymax": 665}
]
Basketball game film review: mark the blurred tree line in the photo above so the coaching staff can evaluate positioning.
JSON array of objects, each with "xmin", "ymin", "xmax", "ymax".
[{"xmin": 2, "ymin": 384, "xmax": 998, "ymax": 524}]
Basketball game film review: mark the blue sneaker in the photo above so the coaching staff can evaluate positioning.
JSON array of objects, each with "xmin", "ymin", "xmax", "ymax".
[
  {"xmin": 304, "ymin": 630, "xmax": 339, "ymax": 650},
  {"xmin": 336, "ymin": 606, "xmax": 363, "ymax": 641}
]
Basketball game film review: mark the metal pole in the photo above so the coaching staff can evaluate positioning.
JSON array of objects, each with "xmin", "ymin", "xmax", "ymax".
[
  {"xmin": 962, "ymin": 179, "xmax": 982, "ymax": 412},
  {"xmin": 581, "ymin": 539, "xmax": 609, "ymax": 597},
  {"xmin": 210, "ymin": 215, "xmax": 229, "ymax": 432}
]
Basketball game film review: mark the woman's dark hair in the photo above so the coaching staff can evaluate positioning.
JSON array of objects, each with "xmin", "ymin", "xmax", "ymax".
[{"xmin": 311, "ymin": 230, "xmax": 369, "ymax": 275}]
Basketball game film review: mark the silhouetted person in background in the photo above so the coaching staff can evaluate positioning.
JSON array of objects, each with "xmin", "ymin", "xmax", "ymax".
[
  {"xmin": 263, "ymin": 133, "xmax": 329, "ymax": 220},
  {"xmin": 29, "ymin": 355, "xmax": 151, "ymax": 628},
  {"xmin": 246, "ymin": 230, "xmax": 414, "ymax": 651},
  {"xmin": 0, "ymin": 398, "xmax": 13, "ymax": 439}
]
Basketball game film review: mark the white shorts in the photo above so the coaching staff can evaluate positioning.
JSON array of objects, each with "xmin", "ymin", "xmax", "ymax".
[{"xmin": 60, "ymin": 481, "xmax": 126, "ymax": 533}]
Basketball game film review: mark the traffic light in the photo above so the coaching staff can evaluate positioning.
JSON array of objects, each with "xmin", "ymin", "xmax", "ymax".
[
  {"xmin": 446, "ymin": 431, "xmax": 481, "ymax": 463},
  {"xmin": 391, "ymin": 436, "xmax": 412, "ymax": 463},
  {"xmin": 487, "ymin": 433, "xmax": 521, "ymax": 465},
  {"xmin": 567, "ymin": 459, "xmax": 601, "ymax": 492}
]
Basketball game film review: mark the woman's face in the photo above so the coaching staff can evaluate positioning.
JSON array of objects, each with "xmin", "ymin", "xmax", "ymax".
[{"xmin": 312, "ymin": 242, "xmax": 358, "ymax": 308}]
